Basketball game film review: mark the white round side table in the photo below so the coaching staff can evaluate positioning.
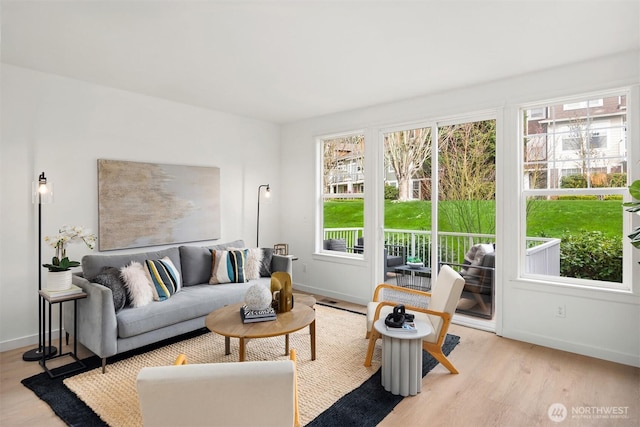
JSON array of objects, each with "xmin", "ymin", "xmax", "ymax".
[{"xmin": 374, "ymin": 318, "xmax": 433, "ymax": 396}]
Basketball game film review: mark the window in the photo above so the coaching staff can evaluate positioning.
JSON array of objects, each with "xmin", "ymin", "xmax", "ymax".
[
  {"xmin": 563, "ymin": 99, "xmax": 603, "ymax": 110},
  {"xmin": 521, "ymin": 93, "xmax": 629, "ymax": 288},
  {"xmin": 319, "ymin": 133, "xmax": 365, "ymax": 255}
]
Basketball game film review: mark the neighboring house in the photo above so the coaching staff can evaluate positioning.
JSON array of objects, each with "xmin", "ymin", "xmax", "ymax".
[{"xmin": 524, "ymin": 96, "xmax": 627, "ymax": 190}]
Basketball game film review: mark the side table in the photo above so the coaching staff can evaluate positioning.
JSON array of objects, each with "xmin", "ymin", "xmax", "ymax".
[
  {"xmin": 374, "ymin": 318, "xmax": 432, "ymax": 396},
  {"xmin": 38, "ymin": 290, "xmax": 87, "ymax": 378}
]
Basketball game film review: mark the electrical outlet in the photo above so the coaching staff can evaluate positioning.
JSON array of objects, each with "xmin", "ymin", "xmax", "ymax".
[
  {"xmin": 303, "ymin": 263, "xmax": 307, "ymax": 273},
  {"xmin": 555, "ymin": 304, "xmax": 566, "ymax": 318}
]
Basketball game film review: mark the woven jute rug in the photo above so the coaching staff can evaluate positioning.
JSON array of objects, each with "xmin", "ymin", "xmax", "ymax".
[{"xmin": 63, "ymin": 304, "xmax": 381, "ymax": 427}]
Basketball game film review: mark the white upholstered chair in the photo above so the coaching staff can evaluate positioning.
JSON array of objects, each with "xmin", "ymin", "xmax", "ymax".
[
  {"xmin": 364, "ymin": 264, "xmax": 465, "ymax": 374},
  {"xmin": 137, "ymin": 350, "xmax": 300, "ymax": 427}
]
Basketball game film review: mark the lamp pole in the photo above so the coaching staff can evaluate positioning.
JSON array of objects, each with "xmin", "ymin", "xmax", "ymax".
[
  {"xmin": 256, "ymin": 184, "xmax": 270, "ymax": 247},
  {"xmin": 23, "ymin": 172, "xmax": 57, "ymax": 361}
]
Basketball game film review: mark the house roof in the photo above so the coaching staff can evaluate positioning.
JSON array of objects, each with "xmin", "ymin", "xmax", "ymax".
[{"xmin": 2, "ymin": 0, "xmax": 638, "ymax": 124}]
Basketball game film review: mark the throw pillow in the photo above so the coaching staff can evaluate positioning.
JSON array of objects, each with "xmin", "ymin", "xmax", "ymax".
[
  {"xmin": 209, "ymin": 249, "xmax": 248, "ymax": 284},
  {"xmin": 144, "ymin": 256, "xmax": 182, "ymax": 301},
  {"xmin": 462, "ymin": 243, "xmax": 494, "ymax": 279},
  {"xmin": 228, "ymin": 247, "xmax": 263, "ymax": 280},
  {"xmin": 260, "ymin": 248, "xmax": 274, "ymax": 277},
  {"xmin": 120, "ymin": 261, "xmax": 154, "ymax": 308},
  {"xmin": 91, "ymin": 266, "xmax": 128, "ymax": 312},
  {"xmin": 179, "ymin": 245, "xmax": 213, "ymax": 286}
]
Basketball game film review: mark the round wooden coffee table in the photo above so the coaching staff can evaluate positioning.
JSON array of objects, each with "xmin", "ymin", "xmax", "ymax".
[{"xmin": 205, "ymin": 301, "xmax": 316, "ymax": 361}]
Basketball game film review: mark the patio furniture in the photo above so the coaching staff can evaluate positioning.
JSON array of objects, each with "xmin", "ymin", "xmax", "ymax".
[
  {"xmin": 442, "ymin": 244, "xmax": 495, "ymax": 319},
  {"xmin": 353, "ymin": 237, "xmax": 406, "ymax": 278}
]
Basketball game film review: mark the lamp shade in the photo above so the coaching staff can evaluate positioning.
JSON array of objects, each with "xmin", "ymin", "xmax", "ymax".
[{"xmin": 32, "ymin": 173, "xmax": 53, "ymax": 204}]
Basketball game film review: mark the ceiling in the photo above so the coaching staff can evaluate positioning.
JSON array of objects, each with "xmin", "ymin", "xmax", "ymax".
[{"xmin": 2, "ymin": 1, "xmax": 639, "ymax": 124}]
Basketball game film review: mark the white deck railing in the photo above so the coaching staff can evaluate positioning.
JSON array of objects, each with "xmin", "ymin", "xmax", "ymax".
[{"xmin": 323, "ymin": 228, "xmax": 560, "ymax": 274}]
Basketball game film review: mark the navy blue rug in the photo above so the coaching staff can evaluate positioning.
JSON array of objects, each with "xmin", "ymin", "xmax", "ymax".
[{"xmin": 306, "ymin": 333, "xmax": 460, "ymax": 427}]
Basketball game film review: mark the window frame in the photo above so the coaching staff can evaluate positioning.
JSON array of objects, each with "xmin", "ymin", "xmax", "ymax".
[
  {"xmin": 519, "ymin": 89, "xmax": 633, "ymax": 291},
  {"xmin": 316, "ymin": 130, "xmax": 366, "ymax": 258}
]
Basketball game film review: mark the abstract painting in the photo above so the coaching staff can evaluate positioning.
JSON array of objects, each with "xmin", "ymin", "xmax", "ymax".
[{"xmin": 98, "ymin": 159, "xmax": 220, "ymax": 250}]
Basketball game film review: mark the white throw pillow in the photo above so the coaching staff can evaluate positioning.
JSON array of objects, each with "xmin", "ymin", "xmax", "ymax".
[{"xmin": 120, "ymin": 261, "xmax": 154, "ymax": 308}]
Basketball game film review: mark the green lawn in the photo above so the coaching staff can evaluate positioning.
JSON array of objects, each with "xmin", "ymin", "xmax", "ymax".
[{"xmin": 324, "ymin": 199, "xmax": 623, "ymax": 238}]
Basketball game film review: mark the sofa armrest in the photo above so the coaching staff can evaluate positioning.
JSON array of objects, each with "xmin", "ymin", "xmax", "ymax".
[
  {"xmin": 137, "ymin": 360, "xmax": 295, "ymax": 427},
  {"xmin": 63, "ymin": 274, "xmax": 118, "ymax": 359},
  {"xmin": 271, "ymin": 254, "xmax": 293, "ymax": 279}
]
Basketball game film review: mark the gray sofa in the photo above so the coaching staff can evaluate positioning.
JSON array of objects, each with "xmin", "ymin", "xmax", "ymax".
[{"xmin": 63, "ymin": 240, "xmax": 292, "ymax": 372}]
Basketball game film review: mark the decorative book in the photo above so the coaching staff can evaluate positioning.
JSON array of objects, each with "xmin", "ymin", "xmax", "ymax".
[
  {"xmin": 386, "ymin": 322, "xmax": 417, "ymax": 333},
  {"xmin": 240, "ymin": 305, "xmax": 276, "ymax": 323},
  {"xmin": 41, "ymin": 284, "xmax": 84, "ymax": 298}
]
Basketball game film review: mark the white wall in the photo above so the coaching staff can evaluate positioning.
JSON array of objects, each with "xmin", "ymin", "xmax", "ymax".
[
  {"xmin": 280, "ymin": 50, "xmax": 640, "ymax": 367},
  {"xmin": 0, "ymin": 64, "xmax": 281, "ymax": 350}
]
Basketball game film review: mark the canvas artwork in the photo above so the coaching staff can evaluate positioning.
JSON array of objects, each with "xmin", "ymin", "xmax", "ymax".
[{"xmin": 98, "ymin": 159, "xmax": 221, "ymax": 251}]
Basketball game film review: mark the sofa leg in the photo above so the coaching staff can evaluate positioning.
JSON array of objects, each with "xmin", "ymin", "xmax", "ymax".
[
  {"xmin": 102, "ymin": 358, "xmax": 107, "ymax": 374},
  {"xmin": 65, "ymin": 332, "xmax": 70, "ymax": 346}
]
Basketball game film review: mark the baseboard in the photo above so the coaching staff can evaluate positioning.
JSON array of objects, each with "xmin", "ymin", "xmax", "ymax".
[
  {"xmin": 293, "ymin": 283, "xmax": 369, "ymax": 306},
  {"xmin": 503, "ymin": 328, "xmax": 640, "ymax": 368},
  {"xmin": 0, "ymin": 328, "xmax": 63, "ymax": 353}
]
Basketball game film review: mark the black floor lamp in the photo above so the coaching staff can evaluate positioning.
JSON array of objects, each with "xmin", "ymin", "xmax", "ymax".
[
  {"xmin": 23, "ymin": 172, "xmax": 57, "ymax": 361},
  {"xmin": 256, "ymin": 184, "xmax": 270, "ymax": 247}
]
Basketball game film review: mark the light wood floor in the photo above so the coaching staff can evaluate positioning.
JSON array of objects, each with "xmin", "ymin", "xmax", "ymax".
[{"xmin": 1, "ymin": 296, "xmax": 638, "ymax": 427}]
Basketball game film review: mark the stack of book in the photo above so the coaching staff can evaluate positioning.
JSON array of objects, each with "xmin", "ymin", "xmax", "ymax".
[
  {"xmin": 41, "ymin": 284, "xmax": 84, "ymax": 298},
  {"xmin": 385, "ymin": 321, "xmax": 417, "ymax": 333},
  {"xmin": 240, "ymin": 305, "xmax": 277, "ymax": 323}
]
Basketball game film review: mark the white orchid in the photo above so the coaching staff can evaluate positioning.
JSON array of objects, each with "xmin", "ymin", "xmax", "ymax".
[{"xmin": 43, "ymin": 225, "xmax": 97, "ymax": 271}]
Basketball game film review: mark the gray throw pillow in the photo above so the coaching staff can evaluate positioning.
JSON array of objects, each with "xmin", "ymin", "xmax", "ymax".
[
  {"xmin": 91, "ymin": 266, "xmax": 128, "ymax": 312},
  {"xmin": 179, "ymin": 246, "xmax": 213, "ymax": 286},
  {"xmin": 260, "ymin": 248, "xmax": 274, "ymax": 277}
]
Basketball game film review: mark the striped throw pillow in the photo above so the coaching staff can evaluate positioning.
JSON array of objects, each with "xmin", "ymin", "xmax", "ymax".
[
  {"xmin": 144, "ymin": 257, "xmax": 181, "ymax": 301},
  {"xmin": 209, "ymin": 249, "xmax": 248, "ymax": 284}
]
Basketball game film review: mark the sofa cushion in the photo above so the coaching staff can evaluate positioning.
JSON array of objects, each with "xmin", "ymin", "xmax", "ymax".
[
  {"xmin": 83, "ymin": 247, "xmax": 181, "ymax": 282},
  {"xmin": 116, "ymin": 280, "xmax": 271, "ymax": 338},
  {"xmin": 90, "ymin": 266, "xmax": 128, "ymax": 312},
  {"xmin": 209, "ymin": 249, "xmax": 248, "ymax": 284},
  {"xmin": 144, "ymin": 257, "xmax": 181, "ymax": 301}
]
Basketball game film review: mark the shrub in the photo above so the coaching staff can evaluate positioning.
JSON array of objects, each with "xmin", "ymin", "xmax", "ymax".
[
  {"xmin": 561, "ymin": 174, "xmax": 587, "ymax": 188},
  {"xmin": 384, "ymin": 184, "xmax": 399, "ymax": 200},
  {"xmin": 560, "ymin": 231, "xmax": 622, "ymax": 282}
]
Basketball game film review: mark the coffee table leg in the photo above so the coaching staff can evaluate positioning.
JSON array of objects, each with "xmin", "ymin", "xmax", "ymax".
[
  {"xmin": 224, "ymin": 336, "xmax": 230, "ymax": 355},
  {"xmin": 239, "ymin": 338, "xmax": 246, "ymax": 362},
  {"xmin": 285, "ymin": 334, "xmax": 289, "ymax": 355},
  {"xmin": 310, "ymin": 319, "xmax": 316, "ymax": 360}
]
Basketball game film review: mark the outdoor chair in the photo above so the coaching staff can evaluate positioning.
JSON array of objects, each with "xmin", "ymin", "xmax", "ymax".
[
  {"xmin": 364, "ymin": 265, "xmax": 465, "ymax": 374},
  {"xmin": 442, "ymin": 243, "xmax": 495, "ymax": 319},
  {"xmin": 353, "ymin": 237, "xmax": 407, "ymax": 277}
]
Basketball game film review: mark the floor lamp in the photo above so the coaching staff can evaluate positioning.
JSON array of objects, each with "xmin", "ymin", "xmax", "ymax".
[
  {"xmin": 23, "ymin": 172, "xmax": 57, "ymax": 361},
  {"xmin": 256, "ymin": 184, "xmax": 270, "ymax": 247}
]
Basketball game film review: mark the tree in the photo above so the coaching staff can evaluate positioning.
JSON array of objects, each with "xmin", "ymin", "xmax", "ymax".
[
  {"xmin": 438, "ymin": 120, "xmax": 496, "ymax": 234},
  {"xmin": 384, "ymin": 128, "xmax": 432, "ymax": 201},
  {"xmin": 322, "ymin": 135, "xmax": 364, "ymax": 195}
]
